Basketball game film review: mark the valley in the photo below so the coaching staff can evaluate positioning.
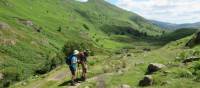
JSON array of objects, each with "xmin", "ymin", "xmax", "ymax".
[{"xmin": 0, "ymin": 0, "xmax": 200, "ymax": 88}]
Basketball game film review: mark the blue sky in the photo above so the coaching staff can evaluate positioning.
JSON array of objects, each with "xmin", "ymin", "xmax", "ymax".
[{"xmin": 77, "ymin": 0, "xmax": 200, "ymax": 24}]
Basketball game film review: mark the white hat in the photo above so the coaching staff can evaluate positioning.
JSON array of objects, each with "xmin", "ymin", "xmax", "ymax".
[{"xmin": 73, "ymin": 50, "xmax": 79, "ymax": 55}]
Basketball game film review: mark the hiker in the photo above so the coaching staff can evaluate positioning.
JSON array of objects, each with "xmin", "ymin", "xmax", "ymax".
[
  {"xmin": 66, "ymin": 50, "xmax": 79, "ymax": 86},
  {"xmin": 78, "ymin": 49, "xmax": 89, "ymax": 81}
]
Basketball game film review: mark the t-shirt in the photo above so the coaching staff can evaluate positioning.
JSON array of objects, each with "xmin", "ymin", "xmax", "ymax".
[{"xmin": 70, "ymin": 55, "xmax": 77, "ymax": 68}]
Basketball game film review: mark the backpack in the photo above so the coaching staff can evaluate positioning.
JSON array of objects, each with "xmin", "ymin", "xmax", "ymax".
[
  {"xmin": 66, "ymin": 55, "xmax": 73, "ymax": 65},
  {"xmin": 78, "ymin": 52, "xmax": 89, "ymax": 62}
]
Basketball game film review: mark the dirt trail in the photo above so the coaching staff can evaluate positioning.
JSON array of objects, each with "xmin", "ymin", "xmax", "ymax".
[
  {"xmin": 15, "ymin": 54, "xmax": 129, "ymax": 88},
  {"xmin": 24, "ymin": 67, "xmax": 69, "ymax": 88},
  {"xmin": 67, "ymin": 73, "xmax": 113, "ymax": 88},
  {"xmin": 48, "ymin": 70, "xmax": 68, "ymax": 81}
]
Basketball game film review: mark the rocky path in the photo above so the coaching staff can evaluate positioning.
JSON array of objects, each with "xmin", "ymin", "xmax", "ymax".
[{"xmin": 67, "ymin": 73, "xmax": 113, "ymax": 88}]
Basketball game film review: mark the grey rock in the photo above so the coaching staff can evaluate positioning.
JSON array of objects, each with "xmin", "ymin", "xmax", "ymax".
[
  {"xmin": 147, "ymin": 63, "xmax": 166, "ymax": 74},
  {"xmin": 120, "ymin": 84, "xmax": 131, "ymax": 88},
  {"xmin": 139, "ymin": 75, "xmax": 153, "ymax": 86},
  {"xmin": 0, "ymin": 22, "xmax": 10, "ymax": 29},
  {"xmin": 0, "ymin": 73, "xmax": 3, "ymax": 80},
  {"xmin": 183, "ymin": 56, "xmax": 200, "ymax": 64}
]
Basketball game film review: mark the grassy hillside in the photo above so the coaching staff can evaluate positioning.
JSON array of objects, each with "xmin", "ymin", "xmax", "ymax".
[
  {"xmin": 78, "ymin": 31, "xmax": 200, "ymax": 88},
  {"xmin": 0, "ymin": 0, "xmax": 167, "ymax": 87},
  {"xmin": 9, "ymin": 30, "xmax": 200, "ymax": 88}
]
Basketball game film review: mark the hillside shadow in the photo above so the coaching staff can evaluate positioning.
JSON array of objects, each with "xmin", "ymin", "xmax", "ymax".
[
  {"xmin": 100, "ymin": 25, "xmax": 199, "ymax": 47},
  {"xmin": 59, "ymin": 80, "xmax": 71, "ymax": 86},
  {"xmin": 59, "ymin": 78, "xmax": 83, "ymax": 86},
  {"xmin": 160, "ymin": 28, "xmax": 199, "ymax": 43},
  {"xmin": 100, "ymin": 24, "xmax": 161, "ymax": 44}
]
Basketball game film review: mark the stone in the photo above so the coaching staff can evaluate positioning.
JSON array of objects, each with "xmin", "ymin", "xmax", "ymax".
[
  {"xmin": 0, "ymin": 22, "xmax": 10, "ymax": 29},
  {"xmin": 0, "ymin": 39, "xmax": 16, "ymax": 46},
  {"xmin": 143, "ymin": 48, "xmax": 151, "ymax": 51},
  {"xmin": 127, "ymin": 53, "xmax": 132, "ymax": 57},
  {"xmin": 0, "ymin": 73, "xmax": 3, "ymax": 80},
  {"xmin": 147, "ymin": 63, "xmax": 166, "ymax": 74},
  {"xmin": 17, "ymin": 18, "xmax": 33, "ymax": 26},
  {"xmin": 120, "ymin": 84, "xmax": 131, "ymax": 88},
  {"xmin": 139, "ymin": 75, "xmax": 153, "ymax": 86},
  {"xmin": 182, "ymin": 56, "xmax": 200, "ymax": 64}
]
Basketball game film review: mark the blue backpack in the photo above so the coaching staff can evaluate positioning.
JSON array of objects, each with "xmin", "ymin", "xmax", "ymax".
[{"xmin": 66, "ymin": 55, "xmax": 73, "ymax": 65}]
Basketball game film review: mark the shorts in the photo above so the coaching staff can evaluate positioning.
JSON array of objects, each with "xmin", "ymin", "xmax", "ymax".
[{"xmin": 69, "ymin": 66, "xmax": 76, "ymax": 75}]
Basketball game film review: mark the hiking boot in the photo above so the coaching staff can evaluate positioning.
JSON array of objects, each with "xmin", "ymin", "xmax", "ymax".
[
  {"xmin": 81, "ymin": 76, "xmax": 86, "ymax": 81},
  {"xmin": 71, "ymin": 81, "xmax": 76, "ymax": 86},
  {"xmin": 75, "ymin": 78, "xmax": 81, "ymax": 83}
]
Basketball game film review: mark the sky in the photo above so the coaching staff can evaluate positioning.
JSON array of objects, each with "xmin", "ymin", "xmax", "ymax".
[
  {"xmin": 76, "ymin": 0, "xmax": 200, "ymax": 24},
  {"xmin": 76, "ymin": 0, "xmax": 88, "ymax": 2},
  {"xmin": 105, "ymin": 0, "xmax": 200, "ymax": 24}
]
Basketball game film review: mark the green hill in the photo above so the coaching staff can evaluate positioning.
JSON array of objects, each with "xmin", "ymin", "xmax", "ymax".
[{"xmin": 0, "ymin": 0, "xmax": 167, "ymax": 87}]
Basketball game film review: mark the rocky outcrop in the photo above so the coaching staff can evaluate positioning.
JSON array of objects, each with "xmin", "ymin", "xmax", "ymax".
[
  {"xmin": 182, "ymin": 56, "xmax": 200, "ymax": 64},
  {"xmin": 139, "ymin": 75, "xmax": 153, "ymax": 86},
  {"xmin": 186, "ymin": 32, "xmax": 200, "ymax": 47},
  {"xmin": 147, "ymin": 63, "xmax": 166, "ymax": 74}
]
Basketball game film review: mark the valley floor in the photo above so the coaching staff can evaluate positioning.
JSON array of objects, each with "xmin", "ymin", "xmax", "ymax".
[{"xmin": 10, "ymin": 44, "xmax": 200, "ymax": 88}]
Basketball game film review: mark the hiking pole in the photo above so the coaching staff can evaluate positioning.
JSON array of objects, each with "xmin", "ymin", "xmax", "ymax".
[{"xmin": 77, "ymin": 63, "xmax": 79, "ymax": 79}]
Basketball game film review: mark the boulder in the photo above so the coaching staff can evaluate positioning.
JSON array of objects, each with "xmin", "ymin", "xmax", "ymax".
[
  {"xmin": 182, "ymin": 56, "xmax": 200, "ymax": 64},
  {"xmin": 143, "ymin": 48, "xmax": 151, "ymax": 51},
  {"xmin": 127, "ymin": 53, "xmax": 132, "ymax": 57},
  {"xmin": 120, "ymin": 84, "xmax": 131, "ymax": 88},
  {"xmin": 0, "ymin": 22, "xmax": 10, "ymax": 29},
  {"xmin": 18, "ymin": 18, "xmax": 33, "ymax": 26},
  {"xmin": 0, "ymin": 73, "xmax": 3, "ymax": 80},
  {"xmin": 147, "ymin": 63, "xmax": 166, "ymax": 74},
  {"xmin": 139, "ymin": 75, "xmax": 153, "ymax": 86}
]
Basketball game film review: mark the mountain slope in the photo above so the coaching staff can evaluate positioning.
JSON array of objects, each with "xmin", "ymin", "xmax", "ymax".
[
  {"xmin": 150, "ymin": 20, "xmax": 200, "ymax": 30},
  {"xmin": 0, "ymin": 0, "xmax": 166, "ymax": 87}
]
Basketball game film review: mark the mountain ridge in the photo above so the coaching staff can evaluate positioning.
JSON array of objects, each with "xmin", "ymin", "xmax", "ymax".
[{"xmin": 150, "ymin": 20, "xmax": 200, "ymax": 30}]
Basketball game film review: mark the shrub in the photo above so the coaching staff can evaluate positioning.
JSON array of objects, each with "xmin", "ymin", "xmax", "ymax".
[
  {"xmin": 90, "ymin": 51, "xmax": 95, "ymax": 56},
  {"xmin": 57, "ymin": 26, "xmax": 62, "ymax": 32},
  {"xmin": 177, "ymin": 69, "xmax": 193, "ymax": 78},
  {"xmin": 3, "ymin": 67, "xmax": 22, "ymax": 87},
  {"xmin": 88, "ymin": 61, "xmax": 95, "ymax": 66},
  {"xmin": 194, "ymin": 70, "xmax": 200, "ymax": 82},
  {"xmin": 62, "ymin": 40, "xmax": 87, "ymax": 56},
  {"xmin": 83, "ymin": 24, "xmax": 89, "ymax": 30},
  {"xmin": 189, "ymin": 61, "xmax": 200, "ymax": 81}
]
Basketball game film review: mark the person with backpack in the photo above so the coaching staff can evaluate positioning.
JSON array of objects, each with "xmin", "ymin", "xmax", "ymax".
[
  {"xmin": 66, "ymin": 50, "xmax": 79, "ymax": 86},
  {"xmin": 78, "ymin": 49, "xmax": 89, "ymax": 81}
]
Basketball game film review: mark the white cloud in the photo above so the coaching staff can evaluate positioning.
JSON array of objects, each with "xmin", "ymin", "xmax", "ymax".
[
  {"xmin": 76, "ymin": 0, "xmax": 88, "ymax": 2},
  {"xmin": 106, "ymin": 0, "xmax": 200, "ymax": 24}
]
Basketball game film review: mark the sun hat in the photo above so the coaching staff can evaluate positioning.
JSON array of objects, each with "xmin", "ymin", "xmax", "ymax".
[{"xmin": 73, "ymin": 50, "xmax": 79, "ymax": 55}]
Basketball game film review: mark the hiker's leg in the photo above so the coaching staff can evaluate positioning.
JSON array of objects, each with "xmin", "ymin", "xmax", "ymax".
[
  {"xmin": 82, "ymin": 62, "xmax": 87, "ymax": 81},
  {"xmin": 70, "ymin": 67, "xmax": 76, "ymax": 85},
  {"xmin": 81, "ymin": 62, "xmax": 84, "ymax": 77}
]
